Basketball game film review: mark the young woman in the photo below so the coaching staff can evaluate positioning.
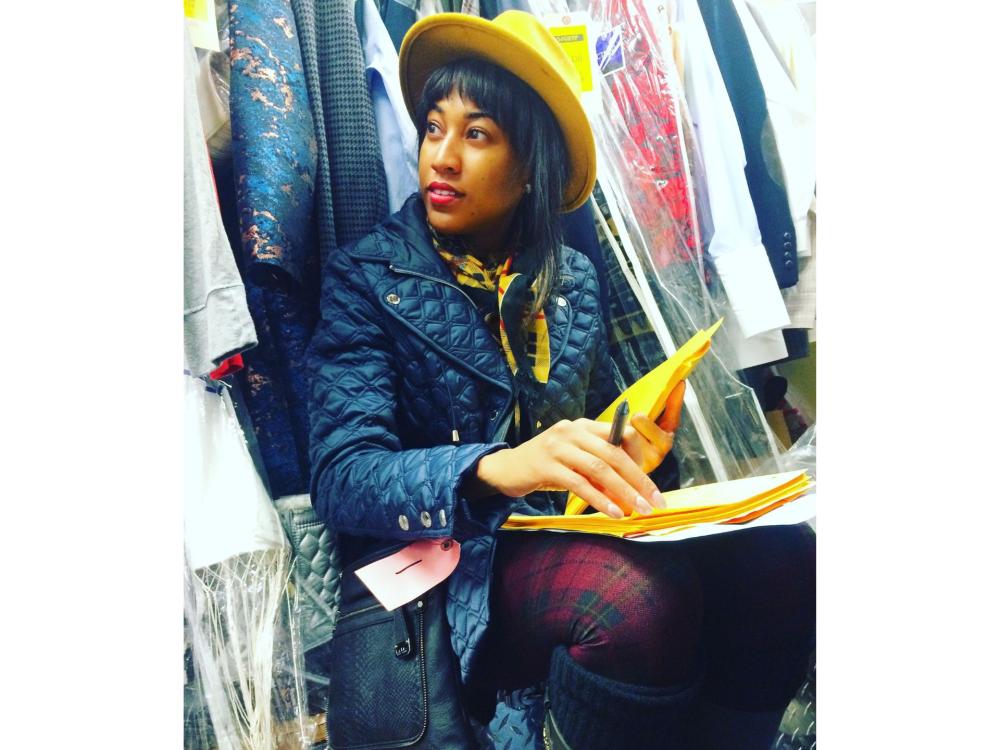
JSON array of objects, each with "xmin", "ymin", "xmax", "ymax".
[{"xmin": 308, "ymin": 11, "xmax": 815, "ymax": 750}]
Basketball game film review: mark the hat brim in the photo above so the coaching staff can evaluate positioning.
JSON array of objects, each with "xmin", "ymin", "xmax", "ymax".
[{"xmin": 399, "ymin": 14, "xmax": 597, "ymax": 213}]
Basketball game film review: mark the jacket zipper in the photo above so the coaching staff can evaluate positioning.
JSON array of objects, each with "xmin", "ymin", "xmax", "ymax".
[
  {"xmin": 416, "ymin": 599, "xmax": 429, "ymax": 742},
  {"xmin": 389, "ymin": 264, "xmax": 480, "ymax": 310},
  {"xmin": 491, "ymin": 405, "xmax": 514, "ymax": 444},
  {"xmin": 390, "ymin": 263, "xmax": 515, "ymax": 439},
  {"xmin": 335, "ymin": 602, "xmax": 384, "ymax": 625}
]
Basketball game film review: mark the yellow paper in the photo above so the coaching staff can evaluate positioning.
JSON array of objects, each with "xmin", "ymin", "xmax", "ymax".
[
  {"xmin": 564, "ymin": 319, "xmax": 723, "ymax": 515},
  {"xmin": 503, "ymin": 470, "xmax": 811, "ymax": 539},
  {"xmin": 655, "ymin": 471, "xmax": 805, "ymax": 511}
]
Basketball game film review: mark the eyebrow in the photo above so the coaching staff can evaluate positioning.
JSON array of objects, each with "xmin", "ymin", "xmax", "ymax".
[{"xmin": 429, "ymin": 103, "xmax": 495, "ymax": 122}]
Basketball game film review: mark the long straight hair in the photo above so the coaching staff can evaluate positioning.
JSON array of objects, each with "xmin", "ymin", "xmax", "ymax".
[{"xmin": 415, "ymin": 58, "xmax": 570, "ymax": 312}]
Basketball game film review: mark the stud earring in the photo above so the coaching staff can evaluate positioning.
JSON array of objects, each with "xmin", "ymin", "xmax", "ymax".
[{"xmin": 524, "ymin": 183, "xmax": 532, "ymax": 194}]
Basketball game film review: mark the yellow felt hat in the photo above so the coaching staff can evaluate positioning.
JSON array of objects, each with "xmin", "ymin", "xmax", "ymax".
[{"xmin": 399, "ymin": 11, "xmax": 597, "ymax": 213}]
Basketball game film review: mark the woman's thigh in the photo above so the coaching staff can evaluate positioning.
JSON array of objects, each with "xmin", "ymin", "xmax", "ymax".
[
  {"xmin": 677, "ymin": 523, "xmax": 817, "ymax": 708},
  {"xmin": 478, "ymin": 531, "xmax": 704, "ymax": 690}
]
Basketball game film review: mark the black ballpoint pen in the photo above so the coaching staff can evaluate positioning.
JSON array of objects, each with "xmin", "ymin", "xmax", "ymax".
[{"xmin": 609, "ymin": 399, "xmax": 630, "ymax": 446}]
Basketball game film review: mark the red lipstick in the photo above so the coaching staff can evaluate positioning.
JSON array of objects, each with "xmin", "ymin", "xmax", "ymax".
[{"xmin": 426, "ymin": 181, "xmax": 463, "ymax": 207}]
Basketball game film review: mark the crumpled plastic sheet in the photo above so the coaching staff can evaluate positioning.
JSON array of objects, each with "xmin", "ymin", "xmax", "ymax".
[
  {"xmin": 184, "ymin": 550, "xmax": 317, "ymax": 750},
  {"xmin": 759, "ymin": 423, "xmax": 816, "ymax": 486}
]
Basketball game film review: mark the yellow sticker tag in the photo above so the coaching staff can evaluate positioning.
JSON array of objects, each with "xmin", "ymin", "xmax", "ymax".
[
  {"xmin": 184, "ymin": 0, "xmax": 221, "ymax": 52},
  {"xmin": 549, "ymin": 24, "xmax": 593, "ymax": 92},
  {"xmin": 183, "ymin": 0, "xmax": 207, "ymax": 19}
]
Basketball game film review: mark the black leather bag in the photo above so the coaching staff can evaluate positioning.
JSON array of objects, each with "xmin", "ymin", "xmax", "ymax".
[{"xmin": 325, "ymin": 545, "xmax": 478, "ymax": 749}]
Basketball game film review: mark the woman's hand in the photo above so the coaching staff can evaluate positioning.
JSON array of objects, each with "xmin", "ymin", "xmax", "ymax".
[
  {"xmin": 475, "ymin": 419, "xmax": 659, "ymax": 517},
  {"xmin": 474, "ymin": 383, "xmax": 685, "ymax": 518},
  {"xmin": 623, "ymin": 381, "xmax": 686, "ymax": 473}
]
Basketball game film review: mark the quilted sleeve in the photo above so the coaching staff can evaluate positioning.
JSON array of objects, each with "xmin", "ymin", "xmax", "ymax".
[{"xmin": 307, "ymin": 251, "xmax": 507, "ymax": 542}]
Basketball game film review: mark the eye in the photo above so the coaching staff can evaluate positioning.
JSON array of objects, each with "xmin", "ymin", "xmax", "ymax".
[
  {"xmin": 467, "ymin": 127, "xmax": 488, "ymax": 141},
  {"xmin": 425, "ymin": 121, "xmax": 441, "ymax": 135}
]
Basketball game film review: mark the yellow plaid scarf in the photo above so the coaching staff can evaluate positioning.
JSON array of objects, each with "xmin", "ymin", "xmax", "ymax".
[{"xmin": 433, "ymin": 243, "xmax": 551, "ymax": 387}]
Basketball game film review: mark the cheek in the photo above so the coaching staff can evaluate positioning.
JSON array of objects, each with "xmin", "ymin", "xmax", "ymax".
[{"xmin": 417, "ymin": 145, "xmax": 432, "ymax": 178}]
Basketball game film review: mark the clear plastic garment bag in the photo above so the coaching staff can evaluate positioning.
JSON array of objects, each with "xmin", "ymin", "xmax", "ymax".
[{"xmin": 530, "ymin": 0, "xmax": 781, "ymax": 486}]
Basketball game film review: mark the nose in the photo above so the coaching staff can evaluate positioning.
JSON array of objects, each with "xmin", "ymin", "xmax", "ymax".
[{"xmin": 430, "ymin": 133, "xmax": 461, "ymax": 175}]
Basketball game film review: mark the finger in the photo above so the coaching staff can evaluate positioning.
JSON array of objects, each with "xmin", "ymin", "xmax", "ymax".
[
  {"xmin": 658, "ymin": 381, "xmax": 686, "ymax": 432},
  {"xmin": 552, "ymin": 466, "xmax": 626, "ymax": 519},
  {"xmin": 574, "ymin": 419, "xmax": 661, "ymax": 503},
  {"xmin": 615, "ymin": 424, "xmax": 648, "ymax": 468},
  {"xmin": 577, "ymin": 419, "xmax": 645, "ymax": 467},
  {"xmin": 577, "ymin": 418, "xmax": 613, "ymax": 440},
  {"xmin": 630, "ymin": 413, "xmax": 673, "ymax": 456},
  {"xmin": 561, "ymin": 440, "xmax": 656, "ymax": 515}
]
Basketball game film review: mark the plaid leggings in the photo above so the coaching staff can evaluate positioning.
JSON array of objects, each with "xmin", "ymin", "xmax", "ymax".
[{"xmin": 471, "ymin": 525, "xmax": 816, "ymax": 709}]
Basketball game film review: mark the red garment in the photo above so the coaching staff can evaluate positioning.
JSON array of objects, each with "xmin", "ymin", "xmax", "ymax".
[
  {"xmin": 209, "ymin": 353, "xmax": 244, "ymax": 380},
  {"xmin": 601, "ymin": 0, "xmax": 700, "ymax": 269}
]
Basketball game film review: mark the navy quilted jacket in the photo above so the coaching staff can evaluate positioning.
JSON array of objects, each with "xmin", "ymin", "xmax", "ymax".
[{"xmin": 308, "ymin": 195, "xmax": 624, "ymax": 681}]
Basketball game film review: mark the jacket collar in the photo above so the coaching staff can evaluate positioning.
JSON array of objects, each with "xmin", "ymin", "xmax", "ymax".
[
  {"xmin": 351, "ymin": 193, "xmax": 456, "ymax": 281},
  {"xmin": 345, "ymin": 193, "xmax": 573, "ymax": 395}
]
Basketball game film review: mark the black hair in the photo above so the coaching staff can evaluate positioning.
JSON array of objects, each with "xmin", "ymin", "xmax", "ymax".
[{"xmin": 415, "ymin": 57, "xmax": 570, "ymax": 312}]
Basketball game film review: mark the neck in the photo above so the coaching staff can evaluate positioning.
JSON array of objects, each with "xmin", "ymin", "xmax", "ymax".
[
  {"xmin": 465, "ymin": 226, "xmax": 512, "ymax": 262},
  {"xmin": 428, "ymin": 210, "xmax": 519, "ymax": 263},
  {"xmin": 432, "ymin": 227, "xmax": 515, "ymax": 265}
]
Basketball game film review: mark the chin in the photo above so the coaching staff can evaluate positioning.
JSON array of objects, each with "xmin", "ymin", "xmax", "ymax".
[{"xmin": 425, "ymin": 209, "xmax": 466, "ymax": 236}]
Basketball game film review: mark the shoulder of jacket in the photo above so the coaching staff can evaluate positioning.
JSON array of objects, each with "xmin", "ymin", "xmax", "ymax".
[
  {"xmin": 556, "ymin": 244, "xmax": 599, "ymax": 294},
  {"xmin": 340, "ymin": 226, "xmax": 398, "ymax": 264}
]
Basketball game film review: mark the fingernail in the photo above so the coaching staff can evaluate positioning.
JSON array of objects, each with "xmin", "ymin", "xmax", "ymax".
[
  {"xmin": 607, "ymin": 503, "xmax": 625, "ymax": 519},
  {"xmin": 635, "ymin": 494, "xmax": 653, "ymax": 515},
  {"xmin": 652, "ymin": 490, "xmax": 666, "ymax": 509}
]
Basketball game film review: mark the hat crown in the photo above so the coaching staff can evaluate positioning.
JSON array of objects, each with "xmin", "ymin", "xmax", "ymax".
[
  {"xmin": 399, "ymin": 11, "xmax": 597, "ymax": 212},
  {"xmin": 488, "ymin": 11, "xmax": 583, "ymax": 97}
]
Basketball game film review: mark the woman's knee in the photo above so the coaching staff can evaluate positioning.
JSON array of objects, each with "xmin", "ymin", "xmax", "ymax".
[
  {"xmin": 688, "ymin": 524, "xmax": 816, "ymax": 639},
  {"xmin": 568, "ymin": 546, "xmax": 703, "ymax": 687}
]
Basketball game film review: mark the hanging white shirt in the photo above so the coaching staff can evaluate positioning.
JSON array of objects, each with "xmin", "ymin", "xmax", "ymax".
[
  {"xmin": 360, "ymin": 0, "xmax": 419, "ymax": 213},
  {"xmin": 674, "ymin": 0, "xmax": 790, "ymax": 366}
]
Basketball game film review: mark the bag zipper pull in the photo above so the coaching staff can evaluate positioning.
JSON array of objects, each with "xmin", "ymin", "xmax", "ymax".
[{"xmin": 393, "ymin": 606, "xmax": 413, "ymax": 659}]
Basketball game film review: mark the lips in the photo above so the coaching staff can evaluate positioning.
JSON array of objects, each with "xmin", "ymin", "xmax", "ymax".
[{"xmin": 426, "ymin": 181, "xmax": 464, "ymax": 208}]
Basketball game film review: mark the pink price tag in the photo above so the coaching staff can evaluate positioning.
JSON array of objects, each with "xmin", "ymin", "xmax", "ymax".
[{"xmin": 354, "ymin": 539, "xmax": 461, "ymax": 611}]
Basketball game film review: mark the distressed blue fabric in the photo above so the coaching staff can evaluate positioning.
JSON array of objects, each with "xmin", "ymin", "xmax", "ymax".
[
  {"xmin": 307, "ymin": 194, "xmax": 619, "ymax": 681},
  {"xmin": 230, "ymin": 0, "xmax": 316, "ymax": 283},
  {"xmin": 229, "ymin": 0, "xmax": 320, "ymax": 497}
]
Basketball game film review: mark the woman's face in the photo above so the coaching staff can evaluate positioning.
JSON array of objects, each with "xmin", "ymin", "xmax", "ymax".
[{"xmin": 419, "ymin": 90, "xmax": 527, "ymax": 256}]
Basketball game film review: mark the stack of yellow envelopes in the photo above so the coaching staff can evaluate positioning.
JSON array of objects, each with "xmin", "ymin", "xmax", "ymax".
[
  {"xmin": 502, "ymin": 470, "xmax": 812, "ymax": 540},
  {"xmin": 564, "ymin": 318, "xmax": 724, "ymax": 516}
]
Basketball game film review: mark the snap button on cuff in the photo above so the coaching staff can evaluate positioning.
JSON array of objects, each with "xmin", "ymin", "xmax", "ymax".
[
  {"xmin": 386, "ymin": 293, "xmax": 401, "ymax": 305},
  {"xmin": 398, "ymin": 514, "xmax": 409, "ymax": 531},
  {"xmin": 557, "ymin": 296, "xmax": 567, "ymax": 307},
  {"xmin": 420, "ymin": 511, "xmax": 432, "ymax": 528},
  {"xmin": 438, "ymin": 509, "xmax": 447, "ymax": 527}
]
